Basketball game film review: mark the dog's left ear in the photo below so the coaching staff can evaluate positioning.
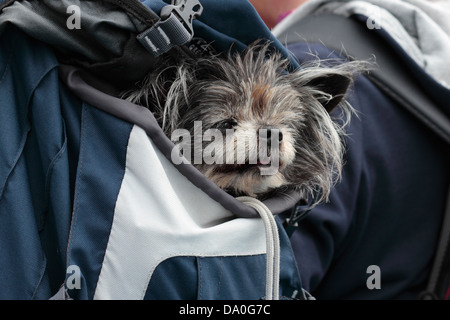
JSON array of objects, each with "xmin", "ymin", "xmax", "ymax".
[{"xmin": 304, "ymin": 72, "xmax": 353, "ymax": 113}]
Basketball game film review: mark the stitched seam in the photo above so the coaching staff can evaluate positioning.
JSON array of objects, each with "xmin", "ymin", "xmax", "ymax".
[
  {"xmin": 216, "ymin": 257, "xmax": 223, "ymax": 299},
  {"xmin": 0, "ymin": 55, "xmax": 10, "ymax": 86},
  {"xmin": 65, "ymin": 104, "xmax": 88, "ymax": 288},
  {"xmin": 197, "ymin": 257, "xmax": 202, "ymax": 299},
  {"xmin": 0, "ymin": 65, "xmax": 59, "ymax": 203}
]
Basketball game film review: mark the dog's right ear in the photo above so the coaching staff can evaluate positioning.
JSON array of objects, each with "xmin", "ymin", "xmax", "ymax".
[
  {"xmin": 303, "ymin": 72, "xmax": 353, "ymax": 113},
  {"xmin": 288, "ymin": 60, "xmax": 367, "ymax": 113}
]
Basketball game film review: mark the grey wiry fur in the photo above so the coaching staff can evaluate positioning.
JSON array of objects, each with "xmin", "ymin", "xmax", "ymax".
[{"xmin": 122, "ymin": 42, "xmax": 366, "ymax": 205}]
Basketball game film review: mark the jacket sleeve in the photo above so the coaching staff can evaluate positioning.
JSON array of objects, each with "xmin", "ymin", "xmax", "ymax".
[
  {"xmin": 286, "ymin": 43, "xmax": 449, "ymax": 299},
  {"xmin": 288, "ymin": 81, "xmax": 367, "ymax": 293}
]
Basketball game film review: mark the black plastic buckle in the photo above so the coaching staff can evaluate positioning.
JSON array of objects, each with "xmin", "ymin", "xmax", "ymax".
[{"xmin": 160, "ymin": 0, "xmax": 203, "ymax": 40}]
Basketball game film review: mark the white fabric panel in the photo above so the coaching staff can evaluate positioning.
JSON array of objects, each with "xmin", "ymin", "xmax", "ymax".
[{"xmin": 94, "ymin": 126, "xmax": 266, "ymax": 300}]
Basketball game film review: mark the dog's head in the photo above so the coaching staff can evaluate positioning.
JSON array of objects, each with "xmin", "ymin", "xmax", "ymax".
[{"xmin": 124, "ymin": 43, "xmax": 364, "ymax": 204}]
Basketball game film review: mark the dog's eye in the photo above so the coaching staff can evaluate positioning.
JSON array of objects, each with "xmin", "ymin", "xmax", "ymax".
[{"xmin": 217, "ymin": 119, "xmax": 237, "ymax": 130}]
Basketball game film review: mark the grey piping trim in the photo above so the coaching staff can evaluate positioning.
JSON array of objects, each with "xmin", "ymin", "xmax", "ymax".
[{"xmin": 237, "ymin": 196, "xmax": 280, "ymax": 300}]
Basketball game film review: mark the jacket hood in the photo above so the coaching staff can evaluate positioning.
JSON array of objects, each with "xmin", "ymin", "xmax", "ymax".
[
  {"xmin": 274, "ymin": 0, "xmax": 450, "ymax": 90},
  {"xmin": 0, "ymin": 0, "xmax": 297, "ymax": 92}
]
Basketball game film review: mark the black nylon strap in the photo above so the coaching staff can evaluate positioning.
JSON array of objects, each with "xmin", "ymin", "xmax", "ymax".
[{"xmin": 422, "ymin": 186, "xmax": 450, "ymax": 299}]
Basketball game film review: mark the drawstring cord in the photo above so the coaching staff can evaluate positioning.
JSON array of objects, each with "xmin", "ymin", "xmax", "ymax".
[{"xmin": 237, "ymin": 196, "xmax": 280, "ymax": 300}]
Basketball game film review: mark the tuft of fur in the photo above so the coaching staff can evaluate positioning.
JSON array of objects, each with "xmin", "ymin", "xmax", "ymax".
[{"xmin": 122, "ymin": 42, "xmax": 367, "ymax": 206}]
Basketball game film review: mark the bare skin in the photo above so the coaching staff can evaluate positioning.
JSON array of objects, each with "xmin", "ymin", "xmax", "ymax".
[{"xmin": 248, "ymin": 0, "xmax": 308, "ymax": 28}]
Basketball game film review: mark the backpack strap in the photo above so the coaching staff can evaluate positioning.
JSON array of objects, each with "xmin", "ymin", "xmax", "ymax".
[
  {"xmin": 421, "ymin": 185, "xmax": 450, "ymax": 300},
  {"xmin": 276, "ymin": 12, "xmax": 450, "ymax": 299},
  {"xmin": 137, "ymin": 0, "xmax": 203, "ymax": 57}
]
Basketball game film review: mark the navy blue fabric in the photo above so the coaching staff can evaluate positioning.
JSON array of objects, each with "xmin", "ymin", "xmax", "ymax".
[
  {"xmin": 145, "ymin": 218, "xmax": 303, "ymax": 300},
  {"xmin": 145, "ymin": 255, "xmax": 266, "ymax": 300},
  {"xmin": 65, "ymin": 104, "xmax": 132, "ymax": 300},
  {"xmin": 145, "ymin": 256, "xmax": 199, "ymax": 300},
  {"xmin": 285, "ymin": 42, "xmax": 450, "ymax": 299},
  {"xmin": 0, "ymin": 26, "xmax": 77, "ymax": 299},
  {"xmin": 195, "ymin": 256, "xmax": 266, "ymax": 300}
]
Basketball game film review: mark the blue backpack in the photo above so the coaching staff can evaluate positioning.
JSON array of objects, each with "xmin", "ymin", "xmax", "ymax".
[{"xmin": 0, "ymin": 0, "xmax": 310, "ymax": 300}]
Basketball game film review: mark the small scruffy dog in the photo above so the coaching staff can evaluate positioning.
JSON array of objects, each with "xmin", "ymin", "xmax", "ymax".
[{"xmin": 123, "ymin": 42, "xmax": 362, "ymax": 205}]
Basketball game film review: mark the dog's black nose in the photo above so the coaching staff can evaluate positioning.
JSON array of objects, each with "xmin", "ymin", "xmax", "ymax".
[{"xmin": 260, "ymin": 128, "xmax": 283, "ymax": 144}]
